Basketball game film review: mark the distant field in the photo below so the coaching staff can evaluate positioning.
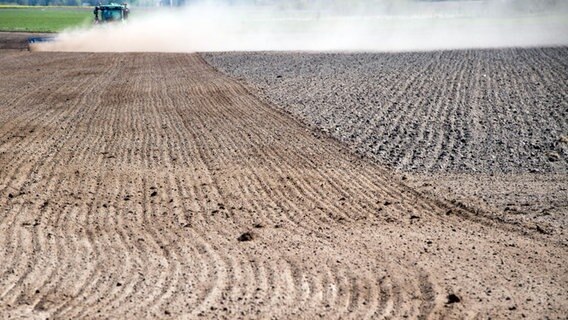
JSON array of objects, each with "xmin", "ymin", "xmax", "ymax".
[{"xmin": 0, "ymin": 7, "xmax": 91, "ymax": 32}]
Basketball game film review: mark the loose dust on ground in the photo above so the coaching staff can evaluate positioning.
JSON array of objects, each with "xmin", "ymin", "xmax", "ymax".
[{"xmin": 0, "ymin": 35, "xmax": 566, "ymax": 318}]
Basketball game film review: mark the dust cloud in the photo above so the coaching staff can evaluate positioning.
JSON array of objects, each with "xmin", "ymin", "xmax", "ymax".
[{"xmin": 36, "ymin": 0, "xmax": 568, "ymax": 52}]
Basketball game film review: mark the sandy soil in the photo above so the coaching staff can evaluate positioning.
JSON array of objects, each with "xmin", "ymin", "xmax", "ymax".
[
  {"xmin": 203, "ymin": 49, "xmax": 568, "ymax": 241},
  {"xmin": 0, "ymin": 44, "xmax": 567, "ymax": 318}
]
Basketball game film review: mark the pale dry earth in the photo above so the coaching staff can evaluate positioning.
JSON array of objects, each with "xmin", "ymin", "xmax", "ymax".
[
  {"xmin": 0, "ymin": 37, "xmax": 567, "ymax": 318},
  {"xmin": 203, "ymin": 49, "xmax": 568, "ymax": 240}
]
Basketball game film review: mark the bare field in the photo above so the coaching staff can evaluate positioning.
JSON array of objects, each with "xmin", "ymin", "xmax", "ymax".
[
  {"xmin": 203, "ymin": 49, "xmax": 568, "ymax": 174},
  {"xmin": 204, "ymin": 49, "xmax": 568, "ymax": 239},
  {"xmin": 0, "ymin": 40, "xmax": 567, "ymax": 318}
]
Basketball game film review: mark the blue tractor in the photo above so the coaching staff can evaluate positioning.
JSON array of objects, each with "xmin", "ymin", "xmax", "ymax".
[
  {"xmin": 28, "ymin": 3, "xmax": 129, "ymax": 50},
  {"xmin": 93, "ymin": 3, "xmax": 130, "ymax": 24}
]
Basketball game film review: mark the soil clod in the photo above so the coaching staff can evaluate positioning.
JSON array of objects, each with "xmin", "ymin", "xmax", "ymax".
[
  {"xmin": 237, "ymin": 232, "xmax": 254, "ymax": 242},
  {"xmin": 446, "ymin": 294, "xmax": 461, "ymax": 304}
]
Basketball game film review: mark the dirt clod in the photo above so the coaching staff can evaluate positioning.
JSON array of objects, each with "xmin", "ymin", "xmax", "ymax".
[
  {"xmin": 446, "ymin": 293, "xmax": 461, "ymax": 304},
  {"xmin": 237, "ymin": 232, "xmax": 254, "ymax": 242}
]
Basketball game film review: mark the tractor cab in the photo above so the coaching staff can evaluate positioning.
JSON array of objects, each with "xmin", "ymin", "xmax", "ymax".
[{"xmin": 94, "ymin": 3, "xmax": 129, "ymax": 24}]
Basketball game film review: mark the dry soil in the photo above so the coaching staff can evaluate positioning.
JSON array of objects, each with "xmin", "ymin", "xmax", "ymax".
[{"xmin": 0, "ymin": 35, "xmax": 566, "ymax": 319}]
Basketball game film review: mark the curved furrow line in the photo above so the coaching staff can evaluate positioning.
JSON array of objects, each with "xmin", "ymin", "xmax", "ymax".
[
  {"xmin": 0, "ymin": 201, "xmax": 28, "ymax": 298},
  {"xmin": 262, "ymin": 256, "xmax": 298, "ymax": 314},
  {"xmin": 329, "ymin": 260, "xmax": 386, "ymax": 319},
  {"xmin": 355, "ymin": 270, "xmax": 385, "ymax": 320},
  {"xmin": 0, "ymin": 57, "xmax": 125, "ymax": 308},
  {"xmin": 0, "ymin": 203, "xmax": 32, "ymax": 304},
  {"xmin": 249, "ymin": 168, "xmax": 337, "ymax": 241},
  {"xmin": 107, "ymin": 176, "xmax": 182, "ymax": 316},
  {"xmin": 85, "ymin": 179, "xmax": 146, "ymax": 316},
  {"xmin": 318, "ymin": 258, "xmax": 341, "ymax": 316},
  {"xmin": 12, "ymin": 174, "xmax": 73, "ymax": 314},
  {"xmin": 59, "ymin": 175, "xmax": 137, "ymax": 319},
  {"xmin": 68, "ymin": 188, "xmax": 133, "ymax": 319},
  {"xmin": 416, "ymin": 270, "xmax": 439, "ymax": 320},
  {"xmin": 361, "ymin": 273, "xmax": 389, "ymax": 320},
  {"xmin": 186, "ymin": 92, "xmax": 370, "ymax": 232},
  {"xmin": 168, "ymin": 174, "xmax": 233, "ymax": 318},
  {"xmin": 37, "ymin": 206, "xmax": 87, "ymax": 315},
  {"xmin": 383, "ymin": 268, "xmax": 420, "ymax": 319},
  {"xmin": 221, "ymin": 168, "xmax": 364, "ymax": 316},
  {"xmin": 273, "ymin": 256, "xmax": 305, "ymax": 315},
  {"xmin": 284, "ymin": 257, "xmax": 316, "ymax": 315},
  {"xmin": 1, "ymin": 60, "xmax": 127, "ymax": 304},
  {"xmin": 241, "ymin": 253, "xmax": 271, "ymax": 316},
  {"xmin": 0, "ymin": 221, "xmax": 34, "ymax": 315},
  {"xmin": 347, "ymin": 272, "xmax": 367, "ymax": 318},
  {"xmin": 141, "ymin": 174, "xmax": 228, "ymax": 317},
  {"xmin": 152, "ymin": 83, "xmax": 250, "ymax": 317},
  {"xmin": 329, "ymin": 264, "xmax": 356, "ymax": 318},
  {"xmin": 0, "ymin": 167, "xmax": 73, "ymax": 303},
  {"xmin": 51, "ymin": 172, "xmax": 105, "ymax": 318},
  {"xmin": 184, "ymin": 238, "xmax": 230, "ymax": 318},
  {"xmin": 375, "ymin": 274, "xmax": 396, "ymax": 319},
  {"xmin": 341, "ymin": 170, "xmax": 438, "ymax": 220}
]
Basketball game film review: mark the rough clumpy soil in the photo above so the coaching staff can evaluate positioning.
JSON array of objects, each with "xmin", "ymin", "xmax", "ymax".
[
  {"xmin": 0, "ymin": 47, "xmax": 568, "ymax": 319},
  {"xmin": 203, "ymin": 48, "xmax": 568, "ymax": 238},
  {"xmin": 1, "ymin": 48, "xmax": 566, "ymax": 318},
  {"xmin": 203, "ymin": 49, "xmax": 568, "ymax": 174}
]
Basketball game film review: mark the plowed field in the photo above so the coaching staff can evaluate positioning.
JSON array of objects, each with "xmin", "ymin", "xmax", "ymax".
[
  {"xmin": 204, "ymin": 49, "xmax": 568, "ymax": 240},
  {"xmin": 0, "ymin": 46, "xmax": 566, "ymax": 318}
]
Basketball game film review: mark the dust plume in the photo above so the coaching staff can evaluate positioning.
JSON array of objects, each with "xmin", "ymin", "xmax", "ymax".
[{"xmin": 36, "ymin": 0, "xmax": 568, "ymax": 52}]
